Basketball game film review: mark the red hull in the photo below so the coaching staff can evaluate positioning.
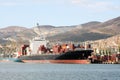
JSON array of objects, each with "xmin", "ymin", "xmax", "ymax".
[{"xmin": 22, "ymin": 60, "xmax": 90, "ymax": 64}]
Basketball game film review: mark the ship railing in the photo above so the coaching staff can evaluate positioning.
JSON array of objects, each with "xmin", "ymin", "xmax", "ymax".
[
  {"xmin": 75, "ymin": 48, "xmax": 93, "ymax": 51},
  {"xmin": 24, "ymin": 53, "xmax": 60, "ymax": 56}
]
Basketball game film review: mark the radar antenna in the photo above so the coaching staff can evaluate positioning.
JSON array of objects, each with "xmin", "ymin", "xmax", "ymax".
[{"xmin": 35, "ymin": 23, "xmax": 46, "ymax": 40}]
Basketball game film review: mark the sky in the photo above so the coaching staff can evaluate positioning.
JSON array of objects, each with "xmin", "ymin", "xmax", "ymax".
[{"xmin": 0, "ymin": 0, "xmax": 120, "ymax": 28}]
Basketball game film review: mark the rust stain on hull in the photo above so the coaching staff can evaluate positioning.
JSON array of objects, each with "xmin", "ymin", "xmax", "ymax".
[{"xmin": 22, "ymin": 60, "xmax": 90, "ymax": 64}]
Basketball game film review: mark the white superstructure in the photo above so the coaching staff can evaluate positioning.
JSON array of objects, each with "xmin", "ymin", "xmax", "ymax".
[
  {"xmin": 29, "ymin": 23, "xmax": 49, "ymax": 54},
  {"xmin": 30, "ymin": 36, "xmax": 48, "ymax": 54}
]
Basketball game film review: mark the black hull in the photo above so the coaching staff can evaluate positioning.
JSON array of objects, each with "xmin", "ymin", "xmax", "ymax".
[{"xmin": 19, "ymin": 50, "xmax": 93, "ymax": 60}]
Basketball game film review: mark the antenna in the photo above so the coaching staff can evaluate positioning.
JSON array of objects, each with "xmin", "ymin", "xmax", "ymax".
[
  {"xmin": 34, "ymin": 22, "xmax": 41, "ymax": 36},
  {"xmin": 37, "ymin": 23, "xmax": 39, "ymax": 27},
  {"xmin": 35, "ymin": 22, "xmax": 46, "ymax": 40}
]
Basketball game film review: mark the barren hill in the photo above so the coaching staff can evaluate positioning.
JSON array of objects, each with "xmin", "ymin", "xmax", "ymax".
[{"xmin": 0, "ymin": 16, "xmax": 120, "ymax": 45}]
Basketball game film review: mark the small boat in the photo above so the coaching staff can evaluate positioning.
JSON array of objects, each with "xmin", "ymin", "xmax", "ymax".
[{"xmin": 1, "ymin": 58, "xmax": 23, "ymax": 62}]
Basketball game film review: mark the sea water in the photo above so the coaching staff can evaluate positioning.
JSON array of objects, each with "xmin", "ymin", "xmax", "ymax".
[{"xmin": 0, "ymin": 62, "xmax": 120, "ymax": 80}]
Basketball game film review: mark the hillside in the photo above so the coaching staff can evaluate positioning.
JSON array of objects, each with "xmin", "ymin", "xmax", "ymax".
[
  {"xmin": 90, "ymin": 16, "xmax": 120, "ymax": 35},
  {"xmin": 47, "ymin": 29, "xmax": 112, "ymax": 42},
  {"xmin": 0, "ymin": 26, "xmax": 36, "ymax": 45},
  {"xmin": 47, "ymin": 16, "xmax": 120, "ymax": 42},
  {"xmin": 0, "ymin": 16, "xmax": 120, "ymax": 45},
  {"xmin": 81, "ymin": 21, "xmax": 101, "ymax": 28}
]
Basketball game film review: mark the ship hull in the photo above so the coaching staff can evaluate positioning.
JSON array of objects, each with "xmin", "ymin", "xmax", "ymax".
[
  {"xmin": 19, "ymin": 50, "xmax": 93, "ymax": 64},
  {"xmin": 22, "ymin": 60, "xmax": 90, "ymax": 64}
]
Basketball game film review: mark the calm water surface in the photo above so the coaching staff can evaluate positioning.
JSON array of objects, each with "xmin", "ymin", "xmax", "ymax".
[{"xmin": 0, "ymin": 62, "xmax": 120, "ymax": 80}]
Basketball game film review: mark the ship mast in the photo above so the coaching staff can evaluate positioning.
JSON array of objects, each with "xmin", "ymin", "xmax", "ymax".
[
  {"xmin": 35, "ymin": 23, "xmax": 46, "ymax": 40},
  {"xmin": 36, "ymin": 23, "xmax": 41, "ymax": 36}
]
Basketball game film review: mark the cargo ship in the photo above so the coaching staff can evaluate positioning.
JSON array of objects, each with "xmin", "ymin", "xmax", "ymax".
[
  {"xmin": 14, "ymin": 24, "xmax": 93, "ymax": 64},
  {"xmin": 14, "ymin": 35, "xmax": 93, "ymax": 64}
]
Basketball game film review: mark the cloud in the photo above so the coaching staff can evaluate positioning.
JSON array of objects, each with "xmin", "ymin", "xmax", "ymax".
[
  {"xmin": 71, "ymin": 0, "xmax": 89, "ymax": 5},
  {"xmin": 0, "ymin": 0, "xmax": 70, "ymax": 6},
  {"xmin": 1, "ymin": 0, "xmax": 120, "ymax": 11},
  {"xmin": 0, "ymin": 2, "xmax": 18, "ymax": 6},
  {"xmin": 0, "ymin": 0, "xmax": 59, "ymax": 7},
  {"xmin": 0, "ymin": 0, "xmax": 28, "ymax": 6},
  {"xmin": 71, "ymin": 0, "xmax": 120, "ymax": 11},
  {"xmin": 0, "ymin": 0, "xmax": 42, "ymax": 6}
]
